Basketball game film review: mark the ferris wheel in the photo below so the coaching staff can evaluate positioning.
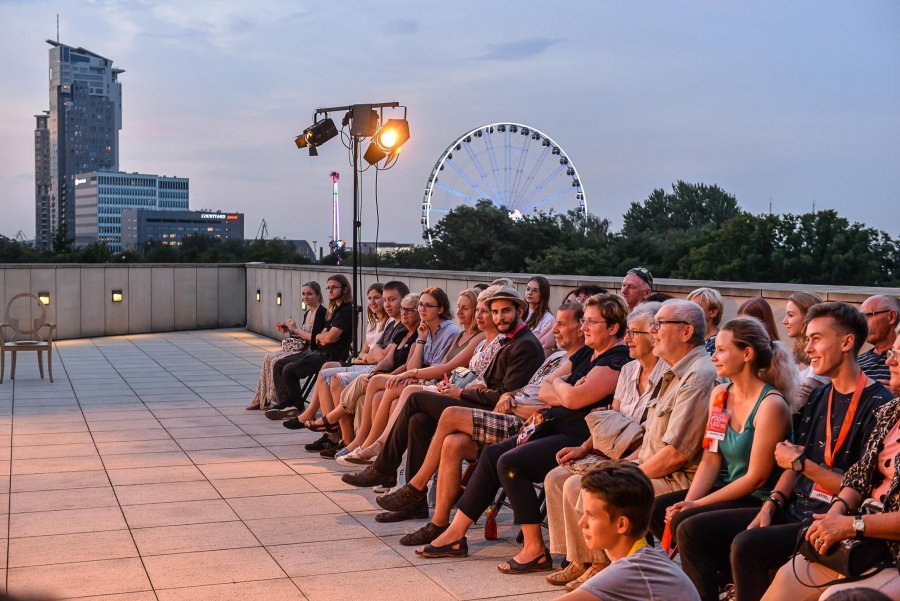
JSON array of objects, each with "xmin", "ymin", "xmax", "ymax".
[{"xmin": 422, "ymin": 122, "xmax": 587, "ymax": 243}]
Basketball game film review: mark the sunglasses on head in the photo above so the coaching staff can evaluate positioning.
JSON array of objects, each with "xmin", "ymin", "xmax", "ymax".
[{"xmin": 627, "ymin": 267, "xmax": 653, "ymax": 287}]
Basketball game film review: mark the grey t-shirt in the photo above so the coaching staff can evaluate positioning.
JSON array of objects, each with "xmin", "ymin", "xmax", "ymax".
[{"xmin": 580, "ymin": 546, "xmax": 700, "ymax": 601}]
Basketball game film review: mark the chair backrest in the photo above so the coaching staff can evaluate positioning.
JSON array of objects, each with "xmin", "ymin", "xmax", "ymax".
[{"xmin": 4, "ymin": 293, "xmax": 48, "ymax": 342}]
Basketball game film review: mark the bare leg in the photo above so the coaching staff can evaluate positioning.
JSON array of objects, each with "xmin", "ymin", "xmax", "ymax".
[
  {"xmin": 498, "ymin": 524, "xmax": 547, "ymax": 569},
  {"xmin": 429, "ymin": 433, "xmax": 478, "ymax": 527},
  {"xmin": 408, "ymin": 407, "xmax": 476, "ymax": 490},
  {"xmin": 365, "ymin": 385, "xmax": 404, "ymax": 448},
  {"xmin": 324, "ymin": 377, "xmax": 346, "ymax": 413},
  {"xmin": 298, "ymin": 361, "xmax": 342, "ymax": 421},
  {"xmin": 420, "ymin": 505, "xmax": 475, "ymax": 552}
]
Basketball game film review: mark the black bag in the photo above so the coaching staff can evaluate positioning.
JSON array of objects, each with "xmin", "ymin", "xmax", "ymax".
[{"xmin": 794, "ymin": 526, "xmax": 892, "ymax": 585}]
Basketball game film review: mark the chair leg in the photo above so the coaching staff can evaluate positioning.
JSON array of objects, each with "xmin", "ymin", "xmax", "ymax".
[
  {"xmin": 10, "ymin": 351, "xmax": 16, "ymax": 380},
  {"xmin": 37, "ymin": 350, "xmax": 45, "ymax": 379},
  {"xmin": 48, "ymin": 347, "xmax": 54, "ymax": 383}
]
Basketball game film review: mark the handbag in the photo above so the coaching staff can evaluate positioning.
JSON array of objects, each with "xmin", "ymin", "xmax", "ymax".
[
  {"xmin": 516, "ymin": 408, "xmax": 554, "ymax": 446},
  {"xmin": 449, "ymin": 366, "xmax": 479, "ymax": 389},
  {"xmin": 282, "ymin": 337, "xmax": 307, "ymax": 354},
  {"xmin": 584, "ymin": 410, "xmax": 644, "ymax": 460}
]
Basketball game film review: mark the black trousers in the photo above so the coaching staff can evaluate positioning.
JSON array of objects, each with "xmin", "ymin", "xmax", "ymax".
[
  {"xmin": 456, "ymin": 432, "xmax": 580, "ymax": 525},
  {"xmin": 373, "ymin": 391, "xmax": 486, "ymax": 479},
  {"xmin": 273, "ymin": 350, "xmax": 325, "ymax": 408},
  {"xmin": 731, "ymin": 512, "xmax": 802, "ymax": 601}
]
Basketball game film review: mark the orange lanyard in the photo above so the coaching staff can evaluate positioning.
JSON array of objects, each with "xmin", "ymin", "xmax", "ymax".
[{"xmin": 824, "ymin": 371, "xmax": 867, "ymax": 468}]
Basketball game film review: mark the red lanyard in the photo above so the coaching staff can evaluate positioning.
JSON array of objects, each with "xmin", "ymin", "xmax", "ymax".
[{"xmin": 824, "ymin": 371, "xmax": 867, "ymax": 468}]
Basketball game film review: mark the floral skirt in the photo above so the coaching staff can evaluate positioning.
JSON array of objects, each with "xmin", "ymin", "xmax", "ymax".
[{"xmin": 249, "ymin": 349, "xmax": 300, "ymax": 409}]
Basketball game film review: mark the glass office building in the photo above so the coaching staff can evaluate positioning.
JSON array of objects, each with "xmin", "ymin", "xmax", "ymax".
[{"xmin": 121, "ymin": 209, "xmax": 244, "ymax": 251}]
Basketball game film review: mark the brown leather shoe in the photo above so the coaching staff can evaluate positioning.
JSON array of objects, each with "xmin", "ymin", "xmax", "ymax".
[
  {"xmin": 376, "ymin": 483, "xmax": 427, "ymax": 512},
  {"xmin": 546, "ymin": 561, "xmax": 587, "ymax": 586},
  {"xmin": 565, "ymin": 563, "xmax": 607, "ymax": 592}
]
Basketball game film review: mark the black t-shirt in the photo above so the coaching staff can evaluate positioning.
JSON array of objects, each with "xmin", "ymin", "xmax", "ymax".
[
  {"xmin": 549, "ymin": 343, "xmax": 632, "ymax": 437},
  {"xmin": 787, "ymin": 380, "xmax": 894, "ymax": 521},
  {"xmin": 377, "ymin": 319, "xmax": 406, "ymax": 348},
  {"xmin": 390, "ymin": 329, "xmax": 418, "ymax": 368},
  {"xmin": 319, "ymin": 303, "xmax": 354, "ymax": 362}
]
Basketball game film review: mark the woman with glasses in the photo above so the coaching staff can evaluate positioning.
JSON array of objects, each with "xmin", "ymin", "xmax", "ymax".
[
  {"xmin": 650, "ymin": 317, "xmax": 798, "ymax": 601},
  {"xmin": 246, "ymin": 282, "xmax": 325, "ymax": 410},
  {"xmin": 544, "ymin": 301, "xmax": 668, "ymax": 591},
  {"xmin": 524, "ymin": 276, "xmax": 556, "ymax": 354}
]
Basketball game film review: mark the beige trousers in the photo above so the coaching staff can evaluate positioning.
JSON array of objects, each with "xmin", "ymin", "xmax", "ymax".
[{"xmin": 763, "ymin": 553, "xmax": 900, "ymax": 601}]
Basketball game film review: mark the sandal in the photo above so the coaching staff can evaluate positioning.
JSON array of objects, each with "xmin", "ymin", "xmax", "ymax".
[
  {"xmin": 418, "ymin": 537, "xmax": 468, "ymax": 558},
  {"xmin": 498, "ymin": 549, "xmax": 553, "ymax": 574},
  {"xmin": 305, "ymin": 415, "xmax": 339, "ymax": 433}
]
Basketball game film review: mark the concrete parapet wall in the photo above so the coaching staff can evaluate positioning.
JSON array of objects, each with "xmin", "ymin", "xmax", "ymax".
[
  {"xmin": 245, "ymin": 264, "xmax": 900, "ymax": 342},
  {"xmin": 0, "ymin": 264, "xmax": 246, "ymax": 340}
]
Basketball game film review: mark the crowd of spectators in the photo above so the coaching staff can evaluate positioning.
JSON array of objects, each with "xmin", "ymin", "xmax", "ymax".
[{"xmin": 247, "ymin": 269, "xmax": 900, "ymax": 601}]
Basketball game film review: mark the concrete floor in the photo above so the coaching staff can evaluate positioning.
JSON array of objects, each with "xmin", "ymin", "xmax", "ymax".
[{"xmin": 0, "ymin": 329, "xmax": 559, "ymax": 601}]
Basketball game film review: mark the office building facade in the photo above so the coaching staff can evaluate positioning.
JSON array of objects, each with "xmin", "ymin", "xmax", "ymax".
[
  {"xmin": 121, "ymin": 209, "xmax": 244, "ymax": 251},
  {"xmin": 74, "ymin": 171, "xmax": 189, "ymax": 253},
  {"xmin": 34, "ymin": 112, "xmax": 52, "ymax": 249},
  {"xmin": 37, "ymin": 41, "xmax": 123, "ymax": 248}
]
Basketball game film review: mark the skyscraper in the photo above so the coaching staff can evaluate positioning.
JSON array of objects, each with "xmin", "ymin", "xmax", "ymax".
[
  {"xmin": 34, "ymin": 111, "xmax": 51, "ymax": 249},
  {"xmin": 37, "ymin": 40, "xmax": 123, "ymax": 249}
]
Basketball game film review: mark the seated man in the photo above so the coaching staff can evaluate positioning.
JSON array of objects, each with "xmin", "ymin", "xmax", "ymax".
[
  {"xmin": 857, "ymin": 294, "xmax": 899, "ymax": 388},
  {"xmin": 619, "ymin": 267, "xmax": 653, "ymax": 312},
  {"xmin": 555, "ymin": 461, "xmax": 700, "ymax": 601},
  {"xmin": 341, "ymin": 287, "xmax": 545, "ymax": 507},
  {"xmin": 376, "ymin": 302, "xmax": 587, "ymax": 543}
]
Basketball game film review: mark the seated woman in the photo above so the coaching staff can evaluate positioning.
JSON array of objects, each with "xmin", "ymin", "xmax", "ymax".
[
  {"xmin": 335, "ymin": 288, "xmax": 480, "ymax": 461},
  {"xmin": 543, "ymin": 301, "xmax": 667, "ymax": 591},
  {"xmin": 738, "ymin": 297, "xmax": 781, "ymax": 342},
  {"xmin": 762, "ymin": 331, "xmax": 900, "ymax": 601},
  {"xmin": 783, "ymin": 291, "xmax": 827, "ymax": 408},
  {"xmin": 525, "ymin": 275, "xmax": 556, "ymax": 354},
  {"xmin": 341, "ymin": 288, "xmax": 499, "ymax": 465},
  {"xmin": 650, "ymin": 317, "xmax": 797, "ymax": 601},
  {"xmin": 297, "ymin": 282, "xmax": 391, "ymax": 423},
  {"xmin": 246, "ymin": 282, "xmax": 325, "ymax": 410},
  {"xmin": 296, "ymin": 293, "xmax": 422, "ymax": 455},
  {"xmin": 688, "ymin": 287, "xmax": 724, "ymax": 355},
  {"xmin": 418, "ymin": 294, "xmax": 631, "ymax": 575},
  {"xmin": 564, "ymin": 285, "xmax": 607, "ymax": 304}
]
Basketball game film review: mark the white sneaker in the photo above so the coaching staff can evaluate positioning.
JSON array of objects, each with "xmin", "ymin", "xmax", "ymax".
[{"xmin": 335, "ymin": 447, "xmax": 362, "ymax": 467}]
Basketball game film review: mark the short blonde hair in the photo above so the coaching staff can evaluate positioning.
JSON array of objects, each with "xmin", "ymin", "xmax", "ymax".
[{"xmin": 688, "ymin": 287, "xmax": 724, "ymax": 327}]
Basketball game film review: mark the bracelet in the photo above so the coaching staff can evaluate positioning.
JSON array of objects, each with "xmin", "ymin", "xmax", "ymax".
[
  {"xmin": 766, "ymin": 496, "xmax": 784, "ymax": 511},
  {"xmin": 770, "ymin": 490, "xmax": 788, "ymax": 502},
  {"xmin": 830, "ymin": 497, "xmax": 851, "ymax": 515},
  {"xmin": 416, "ymin": 340, "xmax": 426, "ymax": 345}
]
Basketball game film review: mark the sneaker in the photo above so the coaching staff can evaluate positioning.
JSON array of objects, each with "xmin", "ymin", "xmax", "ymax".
[
  {"xmin": 333, "ymin": 446, "xmax": 353, "ymax": 461},
  {"xmin": 376, "ymin": 483, "xmax": 427, "ymax": 512},
  {"xmin": 565, "ymin": 563, "xmax": 606, "ymax": 592},
  {"xmin": 265, "ymin": 404, "xmax": 299, "ymax": 420},
  {"xmin": 319, "ymin": 442, "xmax": 346, "ymax": 459},
  {"xmin": 372, "ymin": 480, "xmax": 393, "ymax": 494},
  {"xmin": 304, "ymin": 433, "xmax": 338, "ymax": 452},
  {"xmin": 336, "ymin": 447, "xmax": 363, "ymax": 466},
  {"xmin": 341, "ymin": 465, "xmax": 396, "ymax": 488}
]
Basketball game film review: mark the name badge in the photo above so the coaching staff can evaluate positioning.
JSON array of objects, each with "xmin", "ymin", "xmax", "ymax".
[
  {"xmin": 706, "ymin": 410, "xmax": 729, "ymax": 453},
  {"xmin": 810, "ymin": 481, "xmax": 834, "ymax": 504}
]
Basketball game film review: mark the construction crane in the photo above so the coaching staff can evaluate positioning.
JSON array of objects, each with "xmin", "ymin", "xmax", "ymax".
[{"xmin": 255, "ymin": 219, "xmax": 269, "ymax": 240}]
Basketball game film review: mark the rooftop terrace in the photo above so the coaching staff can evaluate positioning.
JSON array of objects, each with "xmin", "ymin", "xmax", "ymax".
[{"xmin": 0, "ymin": 329, "xmax": 557, "ymax": 601}]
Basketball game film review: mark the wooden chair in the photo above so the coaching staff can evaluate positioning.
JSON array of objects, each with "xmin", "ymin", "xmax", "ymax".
[{"xmin": 0, "ymin": 292, "xmax": 56, "ymax": 383}]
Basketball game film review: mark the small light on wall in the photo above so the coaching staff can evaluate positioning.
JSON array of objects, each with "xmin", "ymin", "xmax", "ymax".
[
  {"xmin": 256, "ymin": 289, "xmax": 261, "ymax": 302},
  {"xmin": 38, "ymin": 291, "xmax": 51, "ymax": 305},
  {"xmin": 276, "ymin": 292, "xmax": 282, "ymax": 306},
  {"xmin": 111, "ymin": 289, "xmax": 124, "ymax": 303}
]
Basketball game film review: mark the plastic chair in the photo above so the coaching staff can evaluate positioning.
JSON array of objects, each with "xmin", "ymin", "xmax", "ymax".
[{"xmin": 0, "ymin": 292, "xmax": 56, "ymax": 383}]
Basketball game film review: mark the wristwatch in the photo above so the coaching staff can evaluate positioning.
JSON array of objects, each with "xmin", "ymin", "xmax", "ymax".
[
  {"xmin": 791, "ymin": 453, "xmax": 805, "ymax": 473},
  {"xmin": 853, "ymin": 514, "xmax": 866, "ymax": 538}
]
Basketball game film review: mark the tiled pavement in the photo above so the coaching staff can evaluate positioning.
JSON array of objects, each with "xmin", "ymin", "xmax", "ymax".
[{"xmin": 0, "ymin": 329, "xmax": 559, "ymax": 601}]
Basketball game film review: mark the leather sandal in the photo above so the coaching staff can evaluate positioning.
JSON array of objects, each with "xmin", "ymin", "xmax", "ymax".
[
  {"xmin": 305, "ymin": 415, "xmax": 339, "ymax": 433},
  {"xmin": 498, "ymin": 549, "xmax": 553, "ymax": 574},
  {"xmin": 418, "ymin": 537, "xmax": 468, "ymax": 558}
]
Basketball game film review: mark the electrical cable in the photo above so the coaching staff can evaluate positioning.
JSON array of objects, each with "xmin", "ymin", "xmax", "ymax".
[{"xmin": 374, "ymin": 166, "xmax": 380, "ymax": 281}]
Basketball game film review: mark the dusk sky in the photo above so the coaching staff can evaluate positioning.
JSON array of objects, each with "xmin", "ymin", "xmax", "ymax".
[{"xmin": 1, "ymin": 1, "xmax": 898, "ymax": 246}]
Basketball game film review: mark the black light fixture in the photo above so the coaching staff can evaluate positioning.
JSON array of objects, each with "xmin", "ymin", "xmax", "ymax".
[
  {"xmin": 38, "ymin": 291, "xmax": 51, "ymax": 305},
  {"xmin": 255, "ymin": 289, "xmax": 261, "ymax": 302},
  {"xmin": 294, "ymin": 117, "xmax": 338, "ymax": 156},
  {"xmin": 111, "ymin": 289, "xmax": 124, "ymax": 303},
  {"xmin": 363, "ymin": 117, "xmax": 410, "ymax": 166},
  {"xmin": 276, "ymin": 292, "xmax": 282, "ymax": 306}
]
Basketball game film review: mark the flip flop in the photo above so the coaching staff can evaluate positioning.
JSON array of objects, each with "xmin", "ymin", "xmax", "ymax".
[{"xmin": 498, "ymin": 549, "xmax": 553, "ymax": 574}]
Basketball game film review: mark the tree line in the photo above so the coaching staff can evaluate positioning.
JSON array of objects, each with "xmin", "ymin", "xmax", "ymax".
[{"xmin": 2, "ymin": 181, "xmax": 897, "ymax": 286}]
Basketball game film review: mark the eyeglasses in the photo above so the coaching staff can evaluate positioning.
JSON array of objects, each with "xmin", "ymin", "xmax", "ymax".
[
  {"xmin": 580, "ymin": 318, "xmax": 608, "ymax": 328},
  {"xmin": 627, "ymin": 267, "xmax": 653, "ymax": 287},
  {"xmin": 886, "ymin": 349, "xmax": 898, "ymax": 361},
  {"xmin": 417, "ymin": 302, "xmax": 439, "ymax": 310},
  {"xmin": 624, "ymin": 328, "xmax": 652, "ymax": 337},
  {"xmin": 650, "ymin": 320, "xmax": 689, "ymax": 330},
  {"xmin": 326, "ymin": 286, "xmax": 342, "ymax": 291},
  {"xmin": 400, "ymin": 307, "xmax": 417, "ymax": 314},
  {"xmin": 863, "ymin": 310, "xmax": 891, "ymax": 318}
]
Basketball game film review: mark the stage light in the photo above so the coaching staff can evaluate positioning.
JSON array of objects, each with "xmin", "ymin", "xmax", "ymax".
[
  {"xmin": 294, "ymin": 117, "xmax": 338, "ymax": 156},
  {"xmin": 363, "ymin": 118, "xmax": 410, "ymax": 165}
]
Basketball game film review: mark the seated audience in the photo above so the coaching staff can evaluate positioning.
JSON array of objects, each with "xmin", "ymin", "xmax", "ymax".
[
  {"xmin": 247, "ymin": 282, "xmax": 325, "ymax": 410},
  {"xmin": 416, "ymin": 294, "xmax": 631, "ymax": 575},
  {"xmin": 545, "ymin": 301, "xmax": 667, "ymax": 591},
  {"xmin": 647, "ymin": 292, "xmax": 674, "ymax": 303},
  {"xmin": 783, "ymin": 291, "xmax": 827, "ymax": 407},
  {"xmin": 737, "ymin": 297, "xmax": 781, "ymax": 342},
  {"xmin": 525, "ymin": 275, "xmax": 557, "ymax": 353},
  {"xmin": 762, "ymin": 323, "xmax": 900, "ymax": 600},
  {"xmin": 719, "ymin": 302, "xmax": 893, "ymax": 601},
  {"xmin": 341, "ymin": 286, "xmax": 544, "ymax": 497},
  {"xmin": 265, "ymin": 274, "xmax": 353, "ymax": 419},
  {"xmin": 654, "ymin": 317, "xmax": 797, "ymax": 600},
  {"xmin": 554, "ymin": 461, "xmax": 700, "ymax": 601},
  {"xmin": 620, "ymin": 267, "xmax": 653, "ymax": 311},
  {"xmin": 565, "ymin": 285, "xmax": 608, "ymax": 304},
  {"xmin": 688, "ymin": 287, "xmax": 724, "ymax": 355},
  {"xmin": 858, "ymin": 294, "xmax": 899, "ymax": 386},
  {"xmin": 377, "ymin": 302, "xmax": 586, "ymax": 545}
]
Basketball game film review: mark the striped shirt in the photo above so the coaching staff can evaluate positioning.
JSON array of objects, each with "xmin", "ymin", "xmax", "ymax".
[{"xmin": 858, "ymin": 348, "xmax": 890, "ymax": 382}]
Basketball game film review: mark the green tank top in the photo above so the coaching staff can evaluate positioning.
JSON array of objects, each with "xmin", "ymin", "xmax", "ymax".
[{"xmin": 719, "ymin": 383, "xmax": 784, "ymax": 501}]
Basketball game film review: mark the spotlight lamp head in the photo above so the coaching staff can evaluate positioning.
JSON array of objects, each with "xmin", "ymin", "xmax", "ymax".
[
  {"xmin": 364, "ymin": 118, "xmax": 410, "ymax": 166},
  {"xmin": 294, "ymin": 117, "xmax": 338, "ymax": 155}
]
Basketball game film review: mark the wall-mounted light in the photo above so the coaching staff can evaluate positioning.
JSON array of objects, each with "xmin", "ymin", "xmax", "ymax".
[
  {"xmin": 256, "ymin": 289, "xmax": 261, "ymax": 302},
  {"xmin": 111, "ymin": 289, "xmax": 124, "ymax": 303},
  {"xmin": 276, "ymin": 292, "xmax": 283, "ymax": 306},
  {"xmin": 38, "ymin": 291, "xmax": 51, "ymax": 305}
]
